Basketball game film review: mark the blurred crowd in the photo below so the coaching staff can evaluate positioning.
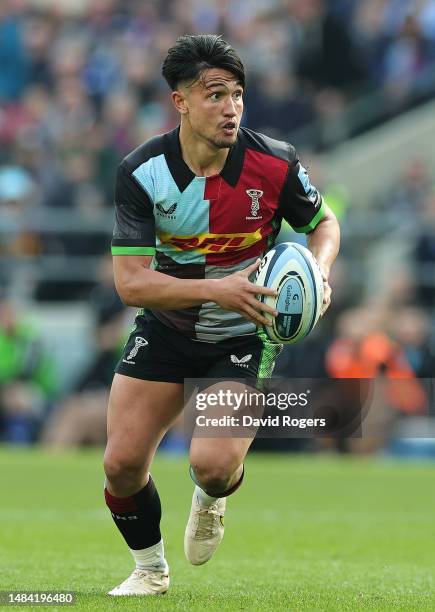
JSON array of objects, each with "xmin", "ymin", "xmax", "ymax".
[
  {"xmin": 0, "ymin": 0, "xmax": 435, "ymax": 451},
  {"xmin": 2, "ymin": 0, "xmax": 435, "ymax": 297}
]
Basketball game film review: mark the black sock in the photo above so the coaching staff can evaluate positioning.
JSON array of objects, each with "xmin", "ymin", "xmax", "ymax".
[{"xmin": 104, "ymin": 475, "xmax": 162, "ymax": 550}]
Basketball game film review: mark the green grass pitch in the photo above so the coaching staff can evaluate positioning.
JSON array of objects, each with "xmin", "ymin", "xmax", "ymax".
[{"xmin": 1, "ymin": 447, "xmax": 434, "ymax": 611}]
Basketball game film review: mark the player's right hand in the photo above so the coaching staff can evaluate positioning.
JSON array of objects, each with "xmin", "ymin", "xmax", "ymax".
[{"xmin": 209, "ymin": 259, "xmax": 278, "ymax": 326}]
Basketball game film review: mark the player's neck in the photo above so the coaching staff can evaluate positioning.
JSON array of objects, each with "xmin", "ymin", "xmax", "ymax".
[{"xmin": 179, "ymin": 123, "xmax": 230, "ymax": 177}]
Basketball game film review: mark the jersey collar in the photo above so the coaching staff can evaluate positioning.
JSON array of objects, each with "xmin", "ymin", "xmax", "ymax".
[{"xmin": 165, "ymin": 126, "xmax": 245, "ymax": 192}]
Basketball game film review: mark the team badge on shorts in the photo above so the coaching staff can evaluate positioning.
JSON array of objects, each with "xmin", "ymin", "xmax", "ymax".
[{"xmin": 123, "ymin": 336, "xmax": 148, "ymax": 365}]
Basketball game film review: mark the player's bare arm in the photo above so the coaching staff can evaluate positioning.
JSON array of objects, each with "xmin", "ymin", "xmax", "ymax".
[
  {"xmin": 306, "ymin": 203, "xmax": 340, "ymax": 314},
  {"xmin": 113, "ymin": 255, "xmax": 277, "ymax": 326}
]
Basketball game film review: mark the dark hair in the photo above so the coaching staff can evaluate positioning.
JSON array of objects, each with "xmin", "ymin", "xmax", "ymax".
[{"xmin": 162, "ymin": 34, "xmax": 245, "ymax": 90}]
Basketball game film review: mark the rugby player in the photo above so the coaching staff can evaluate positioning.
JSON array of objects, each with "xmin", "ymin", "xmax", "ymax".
[{"xmin": 103, "ymin": 34, "xmax": 340, "ymax": 595}]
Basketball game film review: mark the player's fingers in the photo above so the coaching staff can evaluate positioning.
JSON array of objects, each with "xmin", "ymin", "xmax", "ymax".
[
  {"xmin": 246, "ymin": 297, "xmax": 277, "ymax": 317},
  {"xmin": 320, "ymin": 283, "xmax": 332, "ymax": 317},
  {"xmin": 238, "ymin": 258, "xmax": 261, "ymax": 277},
  {"xmin": 248, "ymin": 283, "xmax": 278, "ymax": 297},
  {"xmin": 320, "ymin": 302, "xmax": 330, "ymax": 317},
  {"xmin": 242, "ymin": 304, "xmax": 273, "ymax": 327}
]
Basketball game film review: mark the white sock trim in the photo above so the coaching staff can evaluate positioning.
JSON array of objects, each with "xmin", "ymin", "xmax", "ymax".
[
  {"xmin": 195, "ymin": 485, "xmax": 219, "ymax": 508},
  {"xmin": 130, "ymin": 539, "xmax": 168, "ymax": 572}
]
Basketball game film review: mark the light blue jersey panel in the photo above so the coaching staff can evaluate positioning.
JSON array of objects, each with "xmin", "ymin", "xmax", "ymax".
[
  {"xmin": 298, "ymin": 164, "xmax": 320, "ymax": 204},
  {"xmin": 133, "ymin": 155, "xmax": 210, "ymax": 264},
  {"xmin": 132, "ymin": 155, "xmax": 159, "ymax": 200}
]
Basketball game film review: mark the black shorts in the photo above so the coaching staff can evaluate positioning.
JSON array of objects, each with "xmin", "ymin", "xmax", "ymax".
[{"xmin": 115, "ymin": 312, "xmax": 282, "ymax": 383}]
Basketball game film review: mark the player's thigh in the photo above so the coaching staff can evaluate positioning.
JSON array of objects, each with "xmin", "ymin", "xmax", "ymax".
[{"xmin": 105, "ymin": 373, "xmax": 184, "ymax": 473}]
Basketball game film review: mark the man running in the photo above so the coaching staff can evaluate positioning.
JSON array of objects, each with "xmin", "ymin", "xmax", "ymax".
[{"xmin": 104, "ymin": 34, "xmax": 340, "ymax": 596}]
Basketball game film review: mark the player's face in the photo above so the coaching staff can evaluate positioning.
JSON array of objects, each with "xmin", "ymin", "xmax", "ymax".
[{"xmin": 178, "ymin": 68, "xmax": 244, "ymax": 149}]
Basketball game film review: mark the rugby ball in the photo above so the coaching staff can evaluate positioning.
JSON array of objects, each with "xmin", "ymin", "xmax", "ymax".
[{"xmin": 254, "ymin": 242, "xmax": 324, "ymax": 344}]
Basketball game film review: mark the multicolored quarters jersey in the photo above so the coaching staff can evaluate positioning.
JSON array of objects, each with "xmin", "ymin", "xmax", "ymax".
[{"xmin": 112, "ymin": 126, "xmax": 325, "ymax": 343}]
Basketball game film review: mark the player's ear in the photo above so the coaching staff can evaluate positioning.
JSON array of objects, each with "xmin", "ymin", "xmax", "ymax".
[{"xmin": 172, "ymin": 89, "xmax": 188, "ymax": 115}]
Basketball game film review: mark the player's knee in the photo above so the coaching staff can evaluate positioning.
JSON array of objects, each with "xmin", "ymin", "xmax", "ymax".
[{"xmin": 103, "ymin": 452, "xmax": 145, "ymax": 487}]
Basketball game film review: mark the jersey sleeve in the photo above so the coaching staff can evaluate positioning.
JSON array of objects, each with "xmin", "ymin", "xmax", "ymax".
[
  {"xmin": 278, "ymin": 156, "xmax": 326, "ymax": 233},
  {"xmin": 111, "ymin": 161, "xmax": 156, "ymax": 256}
]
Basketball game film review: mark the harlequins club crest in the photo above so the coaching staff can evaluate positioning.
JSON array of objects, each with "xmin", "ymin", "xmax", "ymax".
[
  {"xmin": 246, "ymin": 189, "xmax": 263, "ymax": 220},
  {"xmin": 122, "ymin": 336, "xmax": 148, "ymax": 365}
]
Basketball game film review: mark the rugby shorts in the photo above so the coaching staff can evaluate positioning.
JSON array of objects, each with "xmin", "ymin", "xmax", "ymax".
[{"xmin": 115, "ymin": 311, "xmax": 282, "ymax": 383}]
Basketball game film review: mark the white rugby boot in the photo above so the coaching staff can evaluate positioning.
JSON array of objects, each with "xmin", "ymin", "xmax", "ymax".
[
  {"xmin": 108, "ymin": 568, "xmax": 169, "ymax": 596},
  {"xmin": 184, "ymin": 491, "xmax": 226, "ymax": 565}
]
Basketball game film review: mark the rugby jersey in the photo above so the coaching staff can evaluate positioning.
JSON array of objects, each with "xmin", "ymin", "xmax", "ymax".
[{"xmin": 112, "ymin": 126, "xmax": 325, "ymax": 342}]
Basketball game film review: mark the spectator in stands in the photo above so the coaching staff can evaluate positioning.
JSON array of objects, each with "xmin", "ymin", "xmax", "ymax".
[
  {"xmin": 89, "ymin": 254, "xmax": 124, "ymax": 325},
  {"xmin": 323, "ymin": 305, "xmax": 427, "ymax": 452},
  {"xmin": 40, "ymin": 309, "xmax": 125, "ymax": 447},
  {"xmin": 414, "ymin": 189, "xmax": 435, "ymax": 308},
  {"xmin": 0, "ymin": 3, "xmax": 28, "ymax": 102},
  {"xmin": 0, "ymin": 297, "xmax": 57, "ymax": 443},
  {"xmin": 390, "ymin": 306, "xmax": 435, "ymax": 380},
  {"xmin": 385, "ymin": 158, "xmax": 431, "ymax": 225},
  {"xmin": 40, "ymin": 259, "xmax": 125, "ymax": 446},
  {"xmin": 0, "ymin": 165, "xmax": 40, "ymax": 279}
]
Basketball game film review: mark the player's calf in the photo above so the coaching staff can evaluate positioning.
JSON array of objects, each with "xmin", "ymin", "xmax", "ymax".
[{"xmin": 104, "ymin": 475, "xmax": 169, "ymax": 596}]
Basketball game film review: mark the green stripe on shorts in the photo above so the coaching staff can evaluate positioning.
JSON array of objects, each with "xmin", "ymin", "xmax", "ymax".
[{"xmin": 257, "ymin": 328, "xmax": 283, "ymax": 379}]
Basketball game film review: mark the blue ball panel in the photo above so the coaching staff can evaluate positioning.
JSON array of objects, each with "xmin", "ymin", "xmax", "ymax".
[{"xmin": 259, "ymin": 242, "xmax": 321, "ymax": 343}]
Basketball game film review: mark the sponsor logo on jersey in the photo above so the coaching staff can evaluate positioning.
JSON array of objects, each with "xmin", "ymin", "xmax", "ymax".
[
  {"xmin": 123, "ymin": 336, "xmax": 148, "ymax": 364},
  {"xmin": 246, "ymin": 189, "xmax": 263, "ymax": 220},
  {"xmin": 156, "ymin": 202, "xmax": 177, "ymax": 218},
  {"xmin": 230, "ymin": 354, "xmax": 252, "ymax": 368},
  {"xmin": 157, "ymin": 230, "xmax": 263, "ymax": 253}
]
